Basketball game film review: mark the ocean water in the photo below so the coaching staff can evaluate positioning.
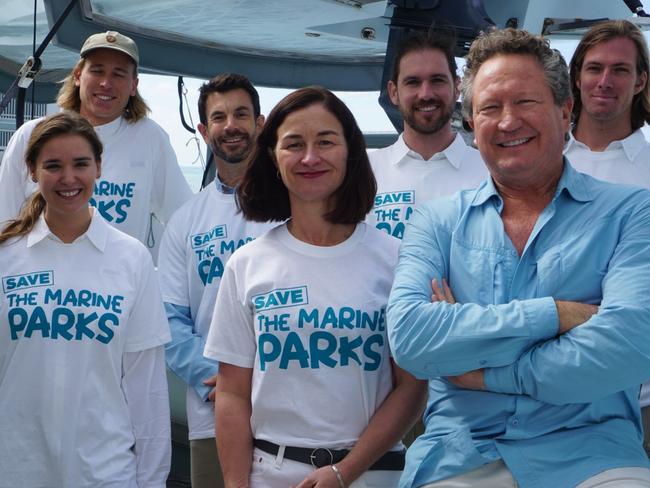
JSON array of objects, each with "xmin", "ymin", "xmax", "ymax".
[{"xmin": 180, "ymin": 165, "xmax": 204, "ymax": 193}]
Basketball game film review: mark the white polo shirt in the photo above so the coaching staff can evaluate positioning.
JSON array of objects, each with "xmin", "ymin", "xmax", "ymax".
[
  {"xmin": 0, "ymin": 211, "xmax": 170, "ymax": 487},
  {"xmin": 565, "ymin": 128, "xmax": 650, "ymax": 407},
  {"xmin": 158, "ymin": 183, "xmax": 275, "ymax": 440},
  {"xmin": 367, "ymin": 133, "xmax": 488, "ymax": 239},
  {"xmin": 564, "ymin": 129, "xmax": 650, "ymax": 187},
  {"xmin": 0, "ymin": 116, "xmax": 192, "ymax": 245}
]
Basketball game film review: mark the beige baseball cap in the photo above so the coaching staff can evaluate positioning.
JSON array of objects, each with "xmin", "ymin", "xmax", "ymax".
[{"xmin": 80, "ymin": 30, "xmax": 139, "ymax": 65}]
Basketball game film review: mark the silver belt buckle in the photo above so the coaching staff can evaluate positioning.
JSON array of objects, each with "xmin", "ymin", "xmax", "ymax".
[{"xmin": 310, "ymin": 447, "xmax": 334, "ymax": 468}]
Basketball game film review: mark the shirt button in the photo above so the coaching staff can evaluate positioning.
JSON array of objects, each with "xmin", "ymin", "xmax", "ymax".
[{"xmin": 512, "ymin": 418, "xmax": 519, "ymax": 426}]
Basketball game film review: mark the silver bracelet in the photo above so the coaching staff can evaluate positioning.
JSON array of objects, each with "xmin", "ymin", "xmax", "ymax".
[{"xmin": 330, "ymin": 464, "xmax": 346, "ymax": 488}]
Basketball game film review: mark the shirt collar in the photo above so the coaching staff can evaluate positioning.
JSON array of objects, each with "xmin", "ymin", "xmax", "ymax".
[
  {"xmin": 566, "ymin": 129, "xmax": 646, "ymax": 162},
  {"xmin": 214, "ymin": 174, "xmax": 236, "ymax": 195},
  {"xmin": 26, "ymin": 209, "xmax": 109, "ymax": 251},
  {"xmin": 394, "ymin": 132, "xmax": 470, "ymax": 169},
  {"xmin": 471, "ymin": 158, "xmax": 593, "ymax": 208}
]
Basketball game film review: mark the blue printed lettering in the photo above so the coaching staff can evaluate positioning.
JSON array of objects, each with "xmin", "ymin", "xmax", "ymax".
[
  {"xmin": 278, "ymin": 332, "xmax": 309, "ymax": 369},
  {"xmin": 25, "ymin": 306, "xmax": 50, "ymax": 338},
  {"xmin": 97, "ymin": 313, "xmax": 119, "ymax": 344},
  {"xmin": 257, "ymin": 313, "xmax": 290, "ymax": 332},
  {"xmin": 363, "ymin": 334, "xmax": 384, "ymax": 371},
  {"xmin": 374, "ymin": 191, "xmax": 415, "ymax": 208},
  {"xmin": 339, "ymin": 335, "xmax": 363, "ymax": 366},
  {"xmin": 219, "ymin": 238, "xmax": 253, "ymax": 254},
  {"xmin": 2, "ymin": 271, "xmax": 53, "ymax": 292},
  {"xmin": 257, "ymin": 330, "xmax": 385, "ymax": 372},
  {"xmin": 43, "ymin": 289, "xmax": 123, "ymax": 313},
  {"xmin": 309, "ymin": 331, "xmax": 337, "ymax": 368},
  {"xmin": 94, "ymin": 181, "xmax": 135, "ymax": 198},
  {"xmin": 191, "ymin": 225, "xmax": 228, "ymax": 248},
  {"xmin": 376, "ymin": 221, "xmax": 406, "ymax": 239},
  {"xmin": 90, "ymin": 197, "xmax": 131, "ymax": 224},
  {"xmin": 75, "ymin": 312, "xmax": 97, "ymax": 340},
  {"xmin": 7, "ymin": 306, "xmax": 121, "ymax": 343},
  {"xmin": 8, "ymin": 308, "xmax": 28, "ymax": 340},
  {"xmin": 7, "ymin": 292, "xmax": 37, "ymax": 307},
  {"xmin": 297, "ymin": 307, "xmax": 385, "ymax": 331},
  {"xmin": 373, "ymin": 208, "xmax": 401, "ymax": 222},
  {"xmin": 298, "ymin": 308, "xmax": 319, "ymax": 328},
  {"xmin": 253, "ymin": 286, "xmax": 309, "ymax": 312},
  {"xmin": 199, "ymin": 257, "xmax": 224, "ymax": 285},
  {"xmin": 259, "ymin": 333, "xmax": 282, "ymax": 371},
  {"xmin": 51, "ymin": 307, "xmax": 74, "ymax": 340}
]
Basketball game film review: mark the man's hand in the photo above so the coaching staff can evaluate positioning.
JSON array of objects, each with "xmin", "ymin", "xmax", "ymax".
[
  {"xmin": 447, "ymin": 369, "xmax": 485, "ymax": 390},
  {"xmin": 555, "ymin": 300, "xmax": 599, "ymax": 334},
  {"xmin": 204, "ymin": 373, "xmax": 218, "ymax": 402},
  {"xmin": 431, "ymin": 278, "xmax": 456, "ymax": 304},
  {"xmin": 292, "ymin": 465, "xmax": 344, "ymax": 488}
]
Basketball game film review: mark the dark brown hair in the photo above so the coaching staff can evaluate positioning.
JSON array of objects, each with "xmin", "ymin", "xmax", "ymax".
[
  {"xmin": 198, "ymin": 73, "xmax": 261, "ymax": 124},
  {"xmin": 391, "ymin": 29, "xmax": 458, "ymax": 83},
  {"xmin": 237, "ymin": 86, "xmax": 375, "ymax": 224},
  {"xmin": 0, "ymin": 112, "xmax": 102, "ymax": 244}
]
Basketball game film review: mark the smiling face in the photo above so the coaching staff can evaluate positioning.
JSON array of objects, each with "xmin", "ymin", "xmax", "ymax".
[
  {"xmin": 469, "ymin": 53, "xmax": 572, "ymax": 189},
  {"xmin": 31, "ymin": 134, "xmax": 101, "ymax": 229},
  {"xmin": 273, "ymin": 103, "xmax": 348, "ymax": 212},
  {"xmin": 198, "ymin": 88, "xmax": 263, "ymax": 165},
  {"xmin": 75, "ymin": 49, "xmax": 138, "ymax": 126},
  {"xmin": 388, "ymin": 48, "xmax": 457, "ymax": 135},
  {"xmin": 577, "ymin": 36, "xmax": 647, "ymax": 128}
]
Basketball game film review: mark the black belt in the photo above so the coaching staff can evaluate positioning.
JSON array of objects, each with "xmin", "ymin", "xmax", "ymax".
[{"xmin": 253, "ymin": 439, "xmax": 405, "ymax": 470}]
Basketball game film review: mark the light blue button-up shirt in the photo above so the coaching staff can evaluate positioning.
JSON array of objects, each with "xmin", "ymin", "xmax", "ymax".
[{"xmin": 388, "ymin": 161, "xmax": 650, "ymax": 488}]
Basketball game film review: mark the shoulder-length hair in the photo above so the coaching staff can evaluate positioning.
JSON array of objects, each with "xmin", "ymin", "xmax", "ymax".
[
  {"xmin": 0, "ymin": 112, "xmax": 103, "ymax": 244},
  {"xmin": 238, "ymin": 86, "xmax": 376, "ymax": 224},
  {"xmin": 569, "ymin": 20, "xmax": 650, "ymax": 131},
  {"xmin": 57, "ymin": 58, "xmax": 150, "ymax": 123}
]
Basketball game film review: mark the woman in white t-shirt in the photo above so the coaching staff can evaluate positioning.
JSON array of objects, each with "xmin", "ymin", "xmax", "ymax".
[
  {"xmin": 0, "ymin": 112, "xmax": 171, "ymax": 488},
  {"xmin": 204, "ymin": 87, "xmax": 426, "ymax": 488}
]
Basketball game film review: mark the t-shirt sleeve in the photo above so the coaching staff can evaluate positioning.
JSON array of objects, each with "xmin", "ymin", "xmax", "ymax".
[
  {"xmin": 125, "ymin": 247, "xmax": 172, "ymax": 352},
  {"xmin": 157, "ymin": 211, "xmax": 190, "ymax": 307},
  {"xmin": 0, "ymin": 123, "xmax": 36, "ymax": 225},
  {"xmin": 203, "ymin": 260, "xmax": 256, "ymax": 368},
  {"xmin": 149, "ymin": 124, "xmax": 193, "ymax": 224}
]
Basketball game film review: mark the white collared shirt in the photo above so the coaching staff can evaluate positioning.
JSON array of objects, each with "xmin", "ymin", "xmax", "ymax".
[
  {"xmin": 564, "ymin": 129, "xmax": 650, "ymax": 187},
  {"xmin": 366, "ymin": 133, "xmax": 488, "ymax": 239},
  {"xmin": 0, "ymin": 211, "xmax": 171, "ymax": 487}
]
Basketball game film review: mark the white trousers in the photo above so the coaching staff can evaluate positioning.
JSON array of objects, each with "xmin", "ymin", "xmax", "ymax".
[
  {"xmin": 419, "ymin": 460, "xmax": 650, "ymax": 488},
  {"xmin": 249, "ymin": 447, "xmax": 402, "ymax": 488}
]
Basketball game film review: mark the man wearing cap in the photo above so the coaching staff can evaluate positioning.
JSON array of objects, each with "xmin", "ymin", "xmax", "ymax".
[{"xmin": 0, "ymin": 30, "xmax": 192, "ymax": 253}]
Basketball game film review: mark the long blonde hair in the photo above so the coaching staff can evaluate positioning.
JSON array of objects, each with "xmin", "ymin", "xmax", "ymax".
[
  {"xmin": 56, "ymin": 58, "xmax": 150, "ymax": 123},
  {"xmin": 0, "ymin": 112, "xmax": 103, "ymax": 244}
]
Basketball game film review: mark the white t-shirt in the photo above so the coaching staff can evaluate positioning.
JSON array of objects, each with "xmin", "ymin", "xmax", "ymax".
[
  {"xmin": 367, "ymin": 133, "xmax": 487, "ymax": 239},
  {"xmin": 565, "ymin": 129, "xmax": 650, "ymax": 407},
  {"xmin": 204, "ymin": 223, "xmax": 401, "ymax": 449},
  {"xmin": 0, "ymin": 116, "xmax": 192, "ymax": 246},
  {"xmin": 158, "ymin": 183, "xmax": 275, "ymax": 440},
  {"xmin": 0, "ymin": 212, "xmax": 171, "ymax": 488}
]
